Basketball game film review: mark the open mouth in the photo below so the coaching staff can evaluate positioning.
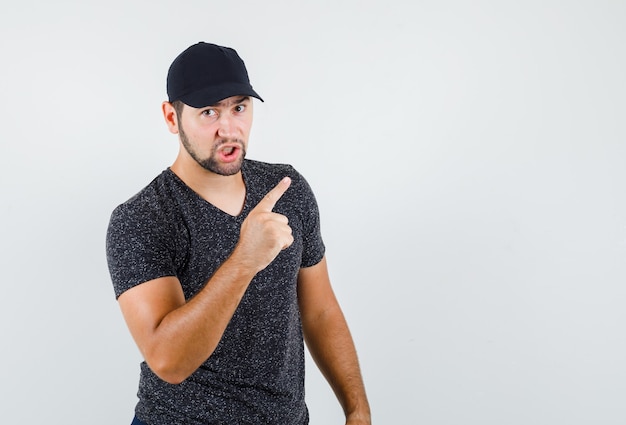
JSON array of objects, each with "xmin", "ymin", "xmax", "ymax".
[{"xmin": 218, "ymin": 144, "xmax": 241, "ymax": 162}]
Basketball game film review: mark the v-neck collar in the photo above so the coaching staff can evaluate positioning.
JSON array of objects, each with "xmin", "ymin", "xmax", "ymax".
[{"xmin": 165, "ymin": 164, "xmax": 251, "ymax": 219}]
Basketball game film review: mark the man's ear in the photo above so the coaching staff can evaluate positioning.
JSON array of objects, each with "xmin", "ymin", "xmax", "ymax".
[{"xmin": 162, "ymin": 101, "xmax": 180, "ymax": 135}]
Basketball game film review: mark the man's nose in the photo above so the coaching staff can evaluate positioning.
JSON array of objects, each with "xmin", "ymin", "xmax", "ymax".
[{"xmin": 217, "ymin": 114, "xmax": 234, "ymax": 138}]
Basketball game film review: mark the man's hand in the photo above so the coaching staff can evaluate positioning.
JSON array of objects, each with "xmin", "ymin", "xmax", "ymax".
[{"xmin": 233, "ymin": 176, "xmax": 294, "ymax": 273}]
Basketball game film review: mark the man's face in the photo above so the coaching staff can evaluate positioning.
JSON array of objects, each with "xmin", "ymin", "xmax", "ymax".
[{"xmin": 176, "ymin": 96, "xmax": 253, "ymax": 176}]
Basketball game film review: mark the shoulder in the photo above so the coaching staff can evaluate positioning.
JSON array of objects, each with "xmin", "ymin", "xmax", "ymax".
[
  {"xmin": 243, "ymin": 159, "xmax": 320, "ymax": 218},
  {"xmin": 110, "ymin": 170, "xmax": 179, "ymax": 223},
  {"xmin": 243, "ymin": 159, "xmax": 297, "ymax": 179},
  {"xmin": 107, "ymin": 170, "xmax": 187, "ymax": 248},
  {"xmin": 106, "ymin": 171, "xmax": 187, "ymax": 298},
  {"xmin": 243, "ymin": 159, "xmax": 310, "ymax": 192}
]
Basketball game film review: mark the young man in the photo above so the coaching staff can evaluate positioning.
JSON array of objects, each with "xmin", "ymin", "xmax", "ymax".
[{"xmin": 106, "ymin": 42, "xmax": 370, "ymax": 425}]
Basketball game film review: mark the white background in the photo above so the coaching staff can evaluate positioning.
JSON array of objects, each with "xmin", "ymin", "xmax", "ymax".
[{"xmin": 1, "ymin": 1, "xmax": 625, "ymax": 424}]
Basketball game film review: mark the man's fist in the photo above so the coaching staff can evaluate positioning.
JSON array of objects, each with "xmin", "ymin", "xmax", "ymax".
[{"xmin": 234, "ymin": 177, "xmax": 294, "ymax": 273}]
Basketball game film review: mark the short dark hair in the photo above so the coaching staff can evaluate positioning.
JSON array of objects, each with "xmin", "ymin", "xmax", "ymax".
[{"xmin": 172, "ymin": 100, "xmax": 185, "ymax": 120}]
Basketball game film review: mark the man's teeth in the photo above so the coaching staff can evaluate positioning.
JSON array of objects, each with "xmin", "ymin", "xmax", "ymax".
[{"xmin": 223, "ymin": 147, "xmax": 235, "ymax": 154}]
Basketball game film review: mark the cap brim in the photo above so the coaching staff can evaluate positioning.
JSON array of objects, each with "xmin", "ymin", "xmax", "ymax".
[{"xmin": 175, "ymin": 82, "xmax": 263, "ymax": 108}]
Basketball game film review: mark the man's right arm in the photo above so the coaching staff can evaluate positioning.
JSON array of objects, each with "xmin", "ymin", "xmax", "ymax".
[
  {"xmin": 117, "ymin": 177, "xmax": 293, "ymax": 384},
  {"xmin": 118, "ymin": 257, "xmax": 254, "ymax": 384}
]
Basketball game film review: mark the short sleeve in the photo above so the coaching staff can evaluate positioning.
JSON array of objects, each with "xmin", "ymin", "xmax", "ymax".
[
  {"xmin": 106, "ymin": 201, "xmax": 178, "ymax": 299},
  {"xmin": 290, "ymin": 169, "xmax": 325, "ymax": 268}
]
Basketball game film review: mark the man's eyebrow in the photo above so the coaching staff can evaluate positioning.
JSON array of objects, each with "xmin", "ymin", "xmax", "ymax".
[{"xmin": 211, "ymin": 96, "xmax": 250, "ymax": 107}]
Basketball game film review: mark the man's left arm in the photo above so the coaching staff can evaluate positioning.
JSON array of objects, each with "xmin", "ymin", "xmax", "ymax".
[{"xmin": 297, "ymin": 256, "xmax": 371, "ymax": 425}]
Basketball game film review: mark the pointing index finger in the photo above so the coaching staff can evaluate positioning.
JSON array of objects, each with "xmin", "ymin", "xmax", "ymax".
[{"xmin": 259, "ymin": 177, "xmax": 291, "ymax": 211}]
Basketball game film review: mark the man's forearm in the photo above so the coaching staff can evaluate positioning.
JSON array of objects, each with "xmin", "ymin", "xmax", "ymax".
[
  {"xmin": 144, "ymin": 255, "xmax": 256, "ymax": 383},
  {"xmin": 303, "ymin": 306, "xmax": 371, "ymax": 423}
]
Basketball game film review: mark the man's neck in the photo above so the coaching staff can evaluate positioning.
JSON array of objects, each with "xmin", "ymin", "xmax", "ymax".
[{"xmin": 170, "ymin": 159, "xmax": 247, "ymax": 216}]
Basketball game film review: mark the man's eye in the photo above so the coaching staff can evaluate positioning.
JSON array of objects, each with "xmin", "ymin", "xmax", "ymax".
[
  {"xmin": 202, "ymin": 109, "xmax": 217, "ymax": 117},
  {"xmin": 235, "ymin": 105, "xmax": 246, "ymax": 113}
]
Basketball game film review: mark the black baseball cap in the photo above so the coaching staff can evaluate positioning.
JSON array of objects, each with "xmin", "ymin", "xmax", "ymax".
[{"xmin": 166, "ymin": 42, "xmax": 263, "ymax": 108}]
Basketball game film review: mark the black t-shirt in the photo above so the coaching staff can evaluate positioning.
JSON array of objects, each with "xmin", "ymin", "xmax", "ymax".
[{"xmin": 106, "ymin": 160, "xmax": 325, "ymax": 424}]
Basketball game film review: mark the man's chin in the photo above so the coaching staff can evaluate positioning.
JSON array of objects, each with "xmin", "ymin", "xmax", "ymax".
[{"xmin": 199, "ymin": 158, "xmax": 244, "ymax": 176}]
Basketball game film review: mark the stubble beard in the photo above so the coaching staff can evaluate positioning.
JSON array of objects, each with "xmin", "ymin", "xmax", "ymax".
[{"xmin": 179, "ymin": 125, "xmax": 246, "ymax": 176}]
